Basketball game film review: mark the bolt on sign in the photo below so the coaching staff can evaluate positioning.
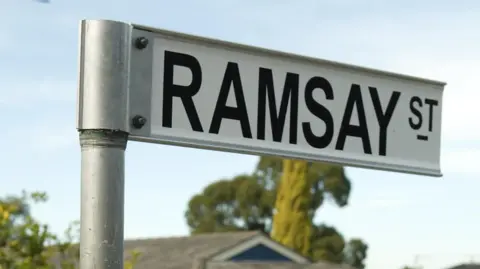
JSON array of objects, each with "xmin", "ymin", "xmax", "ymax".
[{"xmin": 127, "ymin": 24, "xmax": 445, "ymax": 177}]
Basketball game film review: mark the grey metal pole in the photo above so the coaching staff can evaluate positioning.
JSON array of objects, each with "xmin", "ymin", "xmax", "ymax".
[{"xmin": 77, "ymin": 19, "xmax": 132, "ymax": 269}]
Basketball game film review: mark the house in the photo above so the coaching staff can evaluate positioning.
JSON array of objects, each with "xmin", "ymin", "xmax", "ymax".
[{"xmin": 124, "ymin": 231, "xmax": 354, "ymax": 269}]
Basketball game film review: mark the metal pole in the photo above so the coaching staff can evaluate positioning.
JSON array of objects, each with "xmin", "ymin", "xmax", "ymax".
[{"xmin": 77, "ymin": 19, "xmax": 132, "ymax": 269}]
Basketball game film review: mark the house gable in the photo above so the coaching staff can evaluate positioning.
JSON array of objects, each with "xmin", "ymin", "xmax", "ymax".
[
  {"xmin": 228, "ymin": 243, "xmax": 293, "ymax": 261},
  {"xmin": 210, "ymin": 234, "xmax": 310, "ymax": 263}
]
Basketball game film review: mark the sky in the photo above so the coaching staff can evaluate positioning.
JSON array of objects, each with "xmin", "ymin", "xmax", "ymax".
[{"xmin": 1, "ymin": 0, "xmax": 479, "ymax": 269}]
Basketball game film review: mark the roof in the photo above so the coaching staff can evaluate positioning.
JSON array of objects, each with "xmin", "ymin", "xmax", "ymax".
[
  {"xmin": 446, "ymin": 264, "xmax": 480, "ymax": 269},
  {"xmin": 206, "ymin": 261, "xmax": 354, "ymax": 269},
  {"xmin": 123, "ymin": 231, "xmax": 354, "ymax": 269},
  {"xmin": 124, "ymin": 231, "xmax": 259, "ymax": 269}
]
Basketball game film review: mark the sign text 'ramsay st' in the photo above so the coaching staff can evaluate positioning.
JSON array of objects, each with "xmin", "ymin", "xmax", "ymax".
[{"xmin": 128, "ymin": 27, "xmax": 445, "ymax": 177}]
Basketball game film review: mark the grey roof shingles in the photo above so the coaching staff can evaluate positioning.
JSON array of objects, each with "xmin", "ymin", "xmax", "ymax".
[
  {"xmin": 50, "ymin": 231, "xmax": 356, "ymax": 269},
  {"xmin": 124, "ymin": 231, "xmax": 259, "ymax": 269},
  {"xmin": 207, "ymin": 262, "xmax": 356, "ymax": 269},
  {"xmin": 446, "ymin": 265, "xmax": 480, "ymax": 269},
  {"xmin": 123, "ymin": 231, "xmax": 355, "ymax": 269}
]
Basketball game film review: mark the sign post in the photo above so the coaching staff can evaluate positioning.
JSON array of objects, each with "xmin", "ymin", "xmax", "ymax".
[
  {"xmin": 77, "ymin": 20, "xmax": 131, "ymax": 269},
  {"xmin": 77, "ymin": 19, "xmax": 445, "ymax": 269}
]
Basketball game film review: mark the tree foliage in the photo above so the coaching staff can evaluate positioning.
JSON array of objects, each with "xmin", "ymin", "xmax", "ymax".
[
  {"xmin": 271, "ymin": 160, "xmax": 312, "ymax": 256},
  {"xmin": 0, "ymin": 191, "xmax": 140, "ymax": 269},
  {"xmin": 186, "ymin": 156, "xmax": 351, "ymax": 233},
  {"xmin": 343, "ymin": 239, "xmax": 368, "ymax": 269},
  {"xmin": 185, "ymin": 156, "xmax": 367, "ymax": 267},
  {"xmin": 310, "ymin": 224, "xmax": 345, "ymax": 263},
  {"xmin": 185, "ymin": 174, "xmax": 273, "ymax": 234}
]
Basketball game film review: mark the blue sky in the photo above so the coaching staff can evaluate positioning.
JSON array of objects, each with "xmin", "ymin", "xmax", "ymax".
[{"xmin": 1, "ymin": 1, "xmax": 479, "ymax": 269}]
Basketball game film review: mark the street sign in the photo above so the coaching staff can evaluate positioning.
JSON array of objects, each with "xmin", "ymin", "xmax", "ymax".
[
  {"xmin": 77, "ymin": 19, "xmax": 446, "ymax": 269},
  {"xmin": 128, "ymin": 24, "xmax": 445, "ymax": 177}
]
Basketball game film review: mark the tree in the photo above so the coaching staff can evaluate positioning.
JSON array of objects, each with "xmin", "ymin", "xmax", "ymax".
[
  {"xmin": 186, "ymin": 156, "xmax": 350, "ymax": 233},
  {"xmin": 310, "ymin": 224, "xmax": 345, "ymax": 263},
  {"xmin": 0, "ymin": 191, "xmax": 140, "ymax": 269},
  {"xmin": 271, "ymin": 160, "xmax": 312, "ymax": 256},
  {"xmin": 343, "ymin": 239, "xmax": 368, "ymax": 269},
  {"xmin": 256, "ymin": 157, "xmax": 351, "ymax": 215},
  {"xmin": 185, "ymin": 156, "xmax": 368, "ymax": 265},
  {"xmin": 185, "ymin": 174, "xmax": 273, "ymax": 234},
  {"xmin": 0, "ymin": 191, "xmax": 60, "ymax": 269}
]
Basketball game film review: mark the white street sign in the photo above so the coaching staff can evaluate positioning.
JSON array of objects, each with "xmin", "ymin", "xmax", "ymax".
[{"xmin": 128, "ymin": 25, "xmax": 445, "ymax": 177}]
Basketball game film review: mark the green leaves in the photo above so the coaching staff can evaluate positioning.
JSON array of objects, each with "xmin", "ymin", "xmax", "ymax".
[
  {"xmin": 310, "ymin": 224, "xmax": 345, "ymax": 263},
  {"xmin": 125, "ymin": 250, "xmax": 142, "ymax": 269},
  {"xmin": 255, "ymin": 156, "xmax": 351, "ymax": 214},
  {"xmin": 0, "ymin": 191, "xmax": 58, "ymax": 269},
  {"xmin": 184, "ymin": 156, "xmax": 366, "ymax": 267},
  {"xmin": 186, "ymin": 156, "xmax": 352, "ymax": 235},
  {"xmin": 343, "ymin": 239, "xmax": 368, "ymax": 269},
  {"xmin": 185, "ymin": 174, "xmax": 273, "ymax": 234},
  {"xmin": 0, "ymin": 191, "xmax": 140, "ymax": 269}
]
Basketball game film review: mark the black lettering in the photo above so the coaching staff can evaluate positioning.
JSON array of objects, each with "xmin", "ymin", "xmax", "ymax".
[
  {"xmin": 257, "ymin": 68, "xmax": 299, "ymax": 144},
  {"xmin": 302, "ymin": 76, "xmax": 334, "ymax": 149},
  {"xmin": 408, "ymin": 96, "xmax": 423, "ymax": 130},
  {"xmin": 424, "ymin": 98, "xmax": 438, "ymax": 132},
  {"xmin": 369, "ymin": 87, "xmax": 401, "ymax": 156},
  {"xmin": 162, "ymin": 51, "xmax": 203, "ymax": 132},
  {"xmin": 209, "ymin": 62, "xmax": 252, "ymax": 138},
  {"xmin": 335, "ymin": 84, "xmax": 372, "ymax": 154}
]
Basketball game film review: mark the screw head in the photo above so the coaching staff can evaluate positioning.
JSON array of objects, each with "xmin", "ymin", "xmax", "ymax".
[
  {"xmin": 132, "ymin": 115, "xmax": 147, "ymax": 129},
  {"xmin": 135, "ymin": 37, "xmax": 149, "ymax": 49}
]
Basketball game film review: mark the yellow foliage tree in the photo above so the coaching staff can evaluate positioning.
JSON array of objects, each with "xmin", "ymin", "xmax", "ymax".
[{"xmin": 271, "ymin": 159, "xmax": 312, "ymax": 256}]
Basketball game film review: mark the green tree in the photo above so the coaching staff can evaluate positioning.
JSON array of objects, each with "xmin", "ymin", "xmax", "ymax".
[
  {"xmin": 0, "ymin": 191, "xmax": 60, "ymax": 269},
  {"xmin": 185, "ymin": 156, "xmax": 368, "ymax": 266},
  {"xmin": 310, "ymin": 224, "xmax": 345, "ymax": 263},
  {"xmin": 186, "ymin": 156, "xmax": 350, "ymax": 233},
  {"xmin": 0, "ymin": 191, "xmax": 140, "ymax": 269},
  {"xmin": 343, "ymin": 239, "xmax": 368, "ymax": 269},
  {"xmin": 256, "ymin": 157, "xmax": 351, "ymax": 215},
  {"xmin": 185, "ymin": 174, "xmax": 273, "ymax": 234}
]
